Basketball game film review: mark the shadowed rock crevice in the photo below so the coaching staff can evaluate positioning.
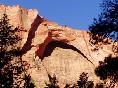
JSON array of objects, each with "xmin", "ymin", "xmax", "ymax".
[
  {"xmin": 22, "ymin": 15, "xmax": 44, "ymax": 54},
  {"xmin": 43, "ymin": 41, "xmax": 86, "ymax": 58},
  {"xmin": 37, "ymin": 41, "xmax": 94, "ymax": 65}
]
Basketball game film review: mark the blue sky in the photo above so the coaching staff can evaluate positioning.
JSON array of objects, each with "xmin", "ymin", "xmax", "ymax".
[{"xmin": 0, "ymin": 0, "xmax": 101, "ymax": 30}]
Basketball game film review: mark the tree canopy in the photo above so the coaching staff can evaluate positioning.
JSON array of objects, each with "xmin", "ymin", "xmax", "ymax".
[
  {"xmin": 0, "ymin": 14, "xmax": 35, "ymax": 88},
  {"xmin": 89, "ymin": 0, "xmax": 118, "ymax": 42},
  {"xmin": 95, "ymin": 55, "xmax": 118, "ymax": 88}
]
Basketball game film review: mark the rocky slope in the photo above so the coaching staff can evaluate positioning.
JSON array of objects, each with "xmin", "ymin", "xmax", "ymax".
[{"xmin": 0, "ymin": 5, "xmax": 117, "ymax": 87}]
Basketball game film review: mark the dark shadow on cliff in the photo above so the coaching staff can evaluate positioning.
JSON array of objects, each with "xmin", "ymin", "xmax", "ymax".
[
  {"xmin": 21, "ymin": 15, "xmax": 44, "ymax": 54},
  {"xmin": 42, "ymin": 41, "xmax": 86, "ymax": 58},
  {"xmin": 41, "ymin": 41, "xmax": 94, "ymax": 65}
]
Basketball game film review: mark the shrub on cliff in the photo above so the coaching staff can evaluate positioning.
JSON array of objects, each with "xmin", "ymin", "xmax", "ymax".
[{"xmin": 45, "ymin": 74, "xmax": 59, "ymax": 88}]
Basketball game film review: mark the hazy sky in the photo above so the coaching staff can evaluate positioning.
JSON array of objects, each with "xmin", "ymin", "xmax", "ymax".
[{"xmin": 0, "ymin": 0, "xmax": 101, "ymax": 30}]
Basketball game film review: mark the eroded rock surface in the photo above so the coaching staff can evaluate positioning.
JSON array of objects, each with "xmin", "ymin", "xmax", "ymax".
[{"xmin": 0, "ymin": 5, "xmax": 116, "ymax": 87}]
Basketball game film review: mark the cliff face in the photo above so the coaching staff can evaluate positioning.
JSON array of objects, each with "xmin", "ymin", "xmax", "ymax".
[{"xmin": 0, "ymin": 5, "xmax": 116, "ymax": 87}]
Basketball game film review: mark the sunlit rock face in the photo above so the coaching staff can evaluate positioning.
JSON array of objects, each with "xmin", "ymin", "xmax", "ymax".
[{"xmin": 0, "ymin": 5, "xmax": 116, "ymax": 87}]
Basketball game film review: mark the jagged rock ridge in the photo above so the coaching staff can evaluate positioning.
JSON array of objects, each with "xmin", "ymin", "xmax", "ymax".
[{"xmin": 0, "ymin": 5, "xmax": 116, "ymax": 87}]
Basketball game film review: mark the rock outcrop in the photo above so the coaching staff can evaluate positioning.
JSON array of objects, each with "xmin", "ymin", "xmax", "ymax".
[{"xmin": 0, "ymin": 5, "xmax": 117, "ymax": 87}]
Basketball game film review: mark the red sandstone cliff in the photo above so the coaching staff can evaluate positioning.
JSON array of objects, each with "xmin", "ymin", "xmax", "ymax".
[{"xmin": 0, "ymin": 5, "xmax": 117, "ymax": 87}]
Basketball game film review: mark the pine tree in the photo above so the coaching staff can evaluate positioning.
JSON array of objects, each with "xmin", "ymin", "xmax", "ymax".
[
  {"xmin": 95, "ymin": 55, "xmax": 118, "ymax": 88},
  {"xmin": 0, "ymin": 14, "xmax": 23, "ymax": 87},
  {"xmin": 89, "ymin": 0, "xmax": 118, "ymax": 42},
  {"xmin": 89, "ymin": 0, "xmax": 118, "ymax": 53}
]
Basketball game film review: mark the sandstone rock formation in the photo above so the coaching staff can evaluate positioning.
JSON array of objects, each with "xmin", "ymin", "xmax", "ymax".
[{"xmin": 0, "ymin": 5, "xmax": 117, "ymax": 87}]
